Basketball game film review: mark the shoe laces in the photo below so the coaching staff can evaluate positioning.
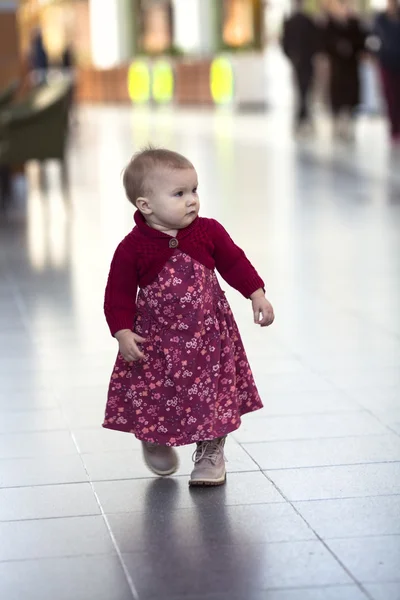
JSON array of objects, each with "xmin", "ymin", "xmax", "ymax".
[{"xmin": 192, "ymin": 438, "xmax": 226, "ymax": 465}]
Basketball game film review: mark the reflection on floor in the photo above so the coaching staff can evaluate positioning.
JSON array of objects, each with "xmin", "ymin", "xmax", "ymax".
[{"xmin": 0, "ymin": 106, "xmax": 400, "ymax": 600}]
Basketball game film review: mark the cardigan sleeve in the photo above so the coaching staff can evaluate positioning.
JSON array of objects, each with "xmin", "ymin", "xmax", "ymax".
[
  {"xmin": 209, "ymin": 219, "xmax": 265, "ymax": 298},
  {"xmin": 104, "ymin": 238, "xmax": 138, "ymax": 336}
]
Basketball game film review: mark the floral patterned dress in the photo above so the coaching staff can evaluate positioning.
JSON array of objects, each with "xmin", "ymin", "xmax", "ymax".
[{"xmin": 103, "ymin": 252, "xmax": 263, "ymax": 446}]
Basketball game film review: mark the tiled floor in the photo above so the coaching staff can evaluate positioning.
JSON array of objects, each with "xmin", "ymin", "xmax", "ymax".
[{"xmin": 1, "ymin": 104, "xmax": 400, "ymax": 600}]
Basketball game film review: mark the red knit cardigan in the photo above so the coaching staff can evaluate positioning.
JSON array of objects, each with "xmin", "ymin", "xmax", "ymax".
[{"xmin": 104, "ymin": 211, "xmax": 265, "ymax": 336}]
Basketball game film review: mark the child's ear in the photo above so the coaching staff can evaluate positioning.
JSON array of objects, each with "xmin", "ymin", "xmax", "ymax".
[{"xmin": 136, "ymin": 197, "xmax": 152, "ymax": 215}]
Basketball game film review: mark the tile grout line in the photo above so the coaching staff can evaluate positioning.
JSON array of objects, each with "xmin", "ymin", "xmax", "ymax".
[
  {"xmin": 261, "ymin": 459, "xmax": 400, "ymax": 471},
  {"xmin": 68, "ymin": 430, "xmax": 141, "ymax": 600},
  {"xmin": 259, "ymin": 469, "xmax": 375, "ymax": 600},
  {"xmin": 238, "ymin": 433, "xmax": 400, "ymax": 444},
  {"xmin": 3, "ymin": 476, "xmax": 400, "ymax": 502},
  {"xmin": 353, "ymin": 406, "xmax": 400, "ymax": 441},
  {"xmin": 0, "ymin": 468, "xmax": 262, "ymax": 490}
]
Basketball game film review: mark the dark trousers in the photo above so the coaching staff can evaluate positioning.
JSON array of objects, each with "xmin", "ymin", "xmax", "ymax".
[
  {"xmin": 380, "ymin": 66, "xmax": 400, "ymax": 138},
  {"xmin": 0, "ymin": 167, "xmax": 11, "ymax": 209},
  {"xmin": 329, "ymin": 60, "xmax": 360, "ymax": 117},
  {"xmin": 293, "ymin": 64, "xmax": 314, "ymax": 125}
]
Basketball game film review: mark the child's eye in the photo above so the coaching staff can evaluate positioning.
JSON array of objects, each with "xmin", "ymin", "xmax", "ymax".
[
  {"xmin": 175, "ymin": 191, "xmax": 184, "ymax": 197},
  {"xmin": 192, "ymin": 187, "xmax": 198, "ymax": 194}
]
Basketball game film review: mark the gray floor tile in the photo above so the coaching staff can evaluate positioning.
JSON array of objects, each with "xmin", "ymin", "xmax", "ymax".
[
  {"xmin": 94, "ymin": 472, "xmax": 284, "ymax": 514},
  {"xmin": 346, "ymin": 387, "xmax": 400, "ymax": 413},
  {"xmin": 56, "ymin": 384, "xmax": 109, "ymax": 405},
  {"xmin": 244, "ymin": 391, "xmax": 360, "ymax": 418},
  {"xmin": 233, "ymin": 412, "xmax": 388, "ymax": 443},
  {"xmin": 294, "ymin": 496, "xmax": 400, "ymax": 538},
  {"xmin": 0, "ymin": 515, "xmax": 115, "ymax": 561},
  {"xmin": 0, "ymin": 316, "xmax": 25, "ymax": 332},
  {"xmin": 0, "ymin": 483, "xmax": 100, "ymax": 521},
  {"xmin": 0, "ymin": 373, "xmax": 50, "ymax": 392},
  {"xmin": 121, "ymin": 540, "xmax": 352, "ymax": 597},
  {"xmin": 250, "ymin": 372, "xmax": 334, "ymax": 394},
  {"xmin": 324, "ymin": 368, "xmax": 400, "ymax": 390},
  {"xmin": 61, "ymin": 402, "xmax": 106, "ymax": 429},
  {"xmin": 107, "ymin": 502, "xmax": 316, "ymax": 553},
  {"xmin": 0, "ymin": 454, "xmax": 88, "ymax": 488},
  {"xmin": 0, "ymin": 390, "xmax": 58, "ymax": 412},
  {"xmin": 372, "ymin": 410, "xmax": 400, "ymax": 427},
  {"xmin": 249, "ymin": 357, "xmax": 309, "ymax": 374},
  {"xmin": 302, "ymin": 348, "xmax": 400, "ymax": 371},
  {"xmin": 365, "ymin": 582, "xmax": 400, "ymax": 600},
  {"xmin": 0, "ymin": 555, "xmax": 133, "ymax": 600},
  {"xmin": 0, "ymin": 408, "xmax": 68, "ymax": 433},
  {"xmin": 35, "ymin": 354, "xmax": 113, "ymax": 375},
  {"xmin": 72, "ymin": 428, "xmax": 141, "ymax": 454},
  {"xmin": 244, "ymin": 434, "xmax": 400, "ymax": 470},
  {"xmin": 266, "ymin": 463, "xmax": 400, "ymax": 501},
  {"xmin": 45, "ymin": 369, "xmax": 111, "ymax": 389},
  {"xmin": 391, "ymin": 423, "xmax": 400, "ymax": 436},
  {"xmin": 0, "ymin": 431, "xmax": 78, "ymax": 459},
  {"xmin": 151, "ymin": 588, "xmax": 367, "ymax": 600},
  {"xmin": 82, "ymin": 449, "xmax": 159, "ymax": 481},
  {"xmin": 327, "ymin": 535, "xmax": 400, "ymax": 583}
]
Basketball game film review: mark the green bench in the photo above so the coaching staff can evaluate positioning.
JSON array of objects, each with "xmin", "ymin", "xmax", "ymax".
[
  {"xmin": 0, "ymin": 80, "xmax": 72, "ymax": 206},
  {"xmin": 0, "ymin": 80, "xmax": 19, "ymax": 110},
  {"xmin": 0, "ymin": 79, "xmax": 72, "ymax": 165}
]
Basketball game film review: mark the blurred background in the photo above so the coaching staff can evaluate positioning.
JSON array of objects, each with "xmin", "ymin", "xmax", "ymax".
[{"xmin": 0, "ymin": 0, "xmax": 393, "ymax": 113}]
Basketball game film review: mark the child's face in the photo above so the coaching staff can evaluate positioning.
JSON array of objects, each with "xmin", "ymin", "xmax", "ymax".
[{"xmin": 143, "ymin": 167, "xmax": 200, "ymax": 231}]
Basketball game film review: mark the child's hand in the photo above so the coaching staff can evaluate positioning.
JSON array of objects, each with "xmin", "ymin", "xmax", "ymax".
[
  {"xmin": 250, "ymin": 290, "xmax": 275, "ymax": 327},
  {"xmin": 115, "ymin": 329, "xmax": 146, "ymax": 361}
]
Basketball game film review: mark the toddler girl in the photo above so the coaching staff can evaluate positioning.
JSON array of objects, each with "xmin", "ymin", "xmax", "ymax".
[{"xmin": 103, "ymin": 148, "xmax": 274, "ymax": 486}]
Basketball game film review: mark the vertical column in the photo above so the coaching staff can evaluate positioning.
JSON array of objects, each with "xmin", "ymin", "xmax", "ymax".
[
  {"xmin": 89, "ymin": 0, "xmax": 135, "ymax": 68},
  {"xmin": 0, "ymin": 0, "xmax": 20, "ymax": 87},
  {"xmin": 172, "ymin": 0, "xmax": 217, "ymax": 55},
  {"xmin": 117, "ymin": 0, "xmax": 135, "ymax": 62}
]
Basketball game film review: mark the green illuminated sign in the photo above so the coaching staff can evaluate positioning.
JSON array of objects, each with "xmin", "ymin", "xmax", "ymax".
[
  {"xmin": 128, "ymin": 61, "xmax": 151, "ymax": 103},
  {"xmin": 210, "ymin": 57, "xmax": 234, "ymax": 105},
  {"xmin": 152, "ymin": 60, "xmax": 174, "ymax": 104}
]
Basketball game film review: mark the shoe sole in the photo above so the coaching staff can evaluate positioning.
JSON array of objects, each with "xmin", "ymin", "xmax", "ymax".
[
  {"xmin": 142, "ymin": 453, "xmax": 179, "ymax": 477},
  {"xmin": 188, "ymin": 473, "xmax": 227, "ymax": 487}
]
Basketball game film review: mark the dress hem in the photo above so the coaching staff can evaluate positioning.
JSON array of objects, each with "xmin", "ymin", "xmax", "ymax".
[{"xmin": 102, "ymin": 403, "xmax": 262, "ymax": 447}]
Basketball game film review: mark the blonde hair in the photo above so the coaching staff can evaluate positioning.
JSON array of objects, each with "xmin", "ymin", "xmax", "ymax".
[{"xmin": 122, "ymin": 146, "xmax": 193, "ymax": 207}]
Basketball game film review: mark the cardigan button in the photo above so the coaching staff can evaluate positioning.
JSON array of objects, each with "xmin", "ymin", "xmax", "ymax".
[{"xmin": 169, "ymin": 238, "xmax": 179, "ymax": 249}]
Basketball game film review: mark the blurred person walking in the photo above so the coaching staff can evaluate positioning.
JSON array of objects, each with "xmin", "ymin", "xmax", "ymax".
[
  {"xmin": 373, "ymin": 0, "xmax": 400, "ymax": 143},
  {"xmin": 282, "ymin": 0, "xmax": 321, "ymax": 134},
  {"xmin": 61, "ymin": 43, "xmax": 78, "ymax": 126},
  {"xmin": 323, "ymin": 0, "xmax": 366, "ymax": 140},
  {"xmin": 29, "ymin": 28, "xmax": 49, "ymax": 86}
]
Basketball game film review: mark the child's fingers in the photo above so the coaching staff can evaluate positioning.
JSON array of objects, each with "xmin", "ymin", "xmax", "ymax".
[
  {"xmin": 133, "ymin": 334, "xmax": 146, "ymax": 343},
  {"xmin": 260, "ymin": 310, "xmax": 275, "ymax": 327},
  {"xmin": 259, "ymin": 312, "xmax": 268, "ymax": 326},
  {"xmin": 131, "ymin": 344, "xmax": 145, "ymax": 360},
  {"xmin": 121, "ymin": 343, "xmax": 145, "ymax": 362},
  {"xmin": 254, "ymin": 309, "xmax": 260, "ymax": 324}
]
